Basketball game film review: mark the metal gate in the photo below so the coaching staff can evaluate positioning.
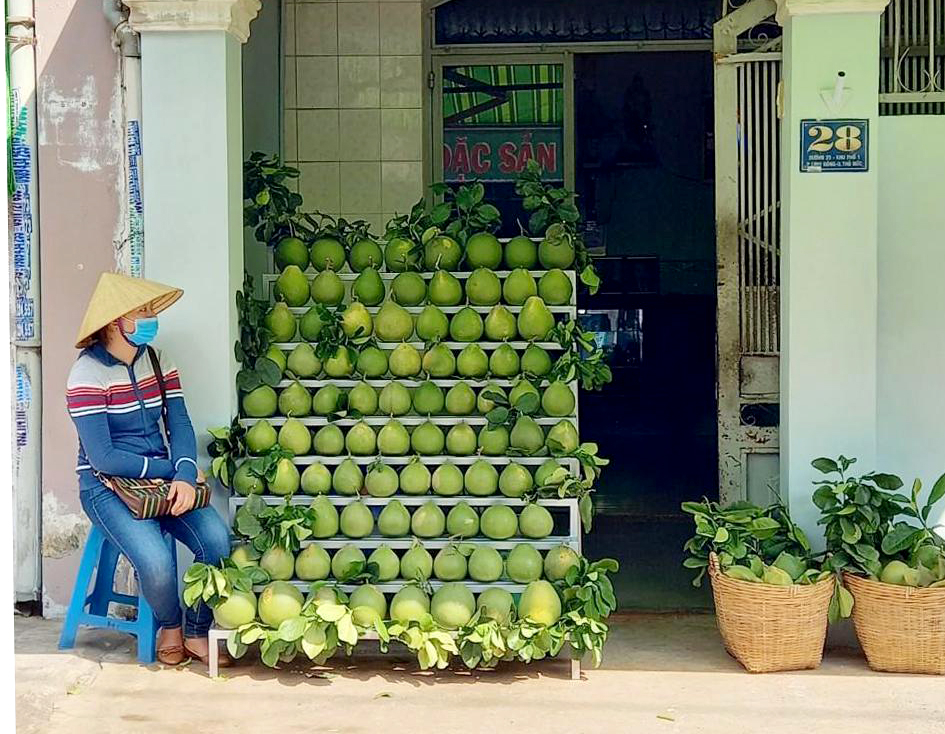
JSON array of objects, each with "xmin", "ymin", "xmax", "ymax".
[{"xmin": 714, "ymin": 0, "xmax": 782, "ymax": 504}]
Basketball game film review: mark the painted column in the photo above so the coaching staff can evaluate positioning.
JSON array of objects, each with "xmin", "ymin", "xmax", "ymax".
[
  {"xmin": 777, "ymin": 0, "xmax": 889, "ymax": 539},
  {"xmin": 126, "ymin": 0, "xmax": 261, "ymax": 500}
]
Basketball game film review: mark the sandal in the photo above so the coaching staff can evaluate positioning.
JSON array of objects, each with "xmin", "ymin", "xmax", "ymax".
[
  {"xmin": 156, "ymin": 644, "xmax": 187, "ymax": 666},
  {"xmin": 183, "ymin": 639, "xmax": 233, "ymax": 668}
]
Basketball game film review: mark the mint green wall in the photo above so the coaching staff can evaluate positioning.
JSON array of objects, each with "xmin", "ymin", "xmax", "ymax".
[{"xmin": 877, "ymin": 116, "xmax": 945, "ymax": 523}]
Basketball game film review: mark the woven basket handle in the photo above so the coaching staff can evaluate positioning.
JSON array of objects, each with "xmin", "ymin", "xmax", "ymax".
[{"xmin": 708, "ymin": 552, "xmax": 721, "ymax": 578}]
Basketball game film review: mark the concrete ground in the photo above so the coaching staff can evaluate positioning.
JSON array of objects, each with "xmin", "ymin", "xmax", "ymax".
[{"xmin": 14, "ymin": 613, "xmax": 945, "ymax": 734}]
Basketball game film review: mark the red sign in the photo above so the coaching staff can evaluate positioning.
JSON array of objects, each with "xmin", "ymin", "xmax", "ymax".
[{"xmin": 443, "ymin": 127, "xmax": 563, "ymax": 182}]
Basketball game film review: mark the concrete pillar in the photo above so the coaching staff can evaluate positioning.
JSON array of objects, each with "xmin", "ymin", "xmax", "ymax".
[
  {"xmin": 126, "ymin": 1, "xmax": 261, "ymax": 484},
  {"xmin": 777, "ymin": 0, "xmax": 889, "ymax": 538}
]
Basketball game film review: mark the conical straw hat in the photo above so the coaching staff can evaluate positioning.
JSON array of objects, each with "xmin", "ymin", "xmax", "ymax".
[{"xmin": 75, "ymin": 272, "xmax": 183, "ymax": 348}]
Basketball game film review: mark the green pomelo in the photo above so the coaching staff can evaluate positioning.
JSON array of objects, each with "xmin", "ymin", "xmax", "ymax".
[
  {"xmin": 391, "ymin": 271, "xmax": 427, "ymax": 306},
  {"xmin": 375, "ymin": 300, "xmax": 414, "ymax": 342},
  {"xmin": 468, "ymin": 547, "xmax": 504, "ymax": 583},
  {"xmin": 499, "ymin": 462, "xmax": 534, "ymax": 498},
  {"xmin": 384, "ymin": 237, "xmax": 419, "ymax": 272},
  {"xmin": 287, "ymin": 343, "xmax": 321, "ymax": 378},
  {"xmin": 477, "ymin": 588, "xmax": 514, "ymax": 624},
  {"xmin": 349, "ymin": 238, "xmax": 384, "ymax": 272},
  {"xmin": 546, "ymin": 419, "xmax": 579, "ymax": 453},
  {"xmin": 310, "ymin": 496, "xmax": 339, "ymax": 537},
  {"xmin": 456, "ymin": 344, "xmax": 489, "ymax": 378},
  {"xmin": 416, "ymin": 305, "xmax": 449, "ymax": 341},
  {"xmin": 279, "ymin": 382, "xmax": 312, "ymax": 417},
  {"xmin": 510, "ymin": 415, "xmax": 545, "ymax": 454},
  {"xmin": 880, "ymin": 560, "xmax": 914, "ymax": 585},
  {"xmin": 489, "ymin": 344, "xmax": 520, "ymax": 377},
  {"xmin": 345, "ymin": 421, "xmax": 377, "ymax": 455},
  {"xmin": 400, "ymin": 546, "xmax": 434, "ymax": 582},
  {"xmin": 477, "ymin": 383, "xmax": 506, "ymax": 413},
  {"xmin": 504, "ymin": 235, "xmax": 538, "ymax": 269},
  {"xmin": 352, "ymin": 267, "xmax": 386, "ymax": 305},
  {"xmin": 301, "ymin": 462, "xmax": 332, "ymax": 496},
  {"xmin": 477, "ymin": 425, "xmax": 509, "ymax": 456},
  {"xmin": 230, "ymin": 543, "xmax": 261, "ymax": 569},
  {"xmin": 544, "ymin": 545, "xmax": 580, "ymax": 582},
  {"xmin": 480, "ymin": 505, "xmax": 518, "ymax": 540},
  {"xmin": 507, "ymin": 544, "xmax": 543, "ymax": 583},
  {"xmin": 446, "ymin": 501, "xmax": 480, "ymax": 538},
  {"xmin": 324, "ymin": 346, "xmax": 355, "ymax": 377},
  {"xmin": 446, "ymin": 422, "xmax": 478, "ymax": 456},
  {"xmin": 341, "ymin": 301, "xmax": 374, "ymax": 342},
  {"xmin": 378, "ymin": 500, "xmax": 411, "ymax": 537},
  {"xmin": 535, "ymin": 459, "xmax": 564, "ymax": 486},
  {"xmin": 390, "ymin": 585, "xmax": 430, "ymax": 622},
  {"xmin": 213, "ymin": 589, "xmax": 257, "ymax": 630},
  {"xmin": 340, "ymin": 501, "xmax": 374, "ymax": 538},
  {"xmin": 350, "ymin": 584, "xmax": 388, "ymax": 619},
  {"xmin": 542, "ymin": 381, "xmax": 575, "ymax": 417},
  {"xmin": 431, "ymin": 582, "xmax": 475, "ymax": 629},
  {"xmin": 422, "ymin": 343, "xmax": 456, "ymax": 378},
  {"xmin": 309, "ymin": 237, "xmax": 346, "ymax": 271},
  {"xmin": 348, "ymin": 382, "xmax": 378, "ymax": 415},
  {"xmin": 378, "ymin": 419, "xmax": 411, "ymax": 455},
  {"xmin": 538, "ymin": 269, "xmax": 573, "ymax": 306},
  {"xmin": 762, "ymin": 565, "xmax": 794, "ymax": 586},
  {"xmin": 365, "ymin": 463, "xmax": 399, "ymax": 497},
  {"xmin": 378, "ymin": 382, "xmax": 412, "ymax": 416},
  {"xmin": 521, "ymin": 345, "xmax": 552, "ymax": 377},
  {"xmin": 450, "ymin": 307, "xmax": 484, "ymax": 342},
  {"xmin": 295, "ymin": 545, "xmax": 331, "ymax": 581},
  {"xmin": 411, "ymin": 501, "xmax": 446, "ymax": 538},
  {"xmin": 466, "ymin": 268, "xmax": 502, "ymax": 306},
  {"xmin": 332, "ymin": 458, "xmax": 363, "ymax": 496},
  {"xmin": 314, "ymin": 424, "xmax": 345, "ymax": 456},
  {"xmin": 411, "ymin": 420, "xmax": 445, "ymax": 455},
  {"xmin": 275, "ymin": 265, "xmax": 311, "ymax": 307},
  {"xmin": 428, "ymin": 270, "xmax": 463, "ymax": 306},
  {"xmin": 270, "ymin": 458, "xmax": 301, "ymax": 496},
  {"xmin": 274, "ymin": 236, "xmax": 309, "ymax": 271},
  {"xmin": 260, "ymin": 546, "xmax": 295, "ymax": 581},
  {"xmin": 233, "ymin": 463, "xmax": 265, "ymax": 496},
  {"xmin": 357, "ymin": 346, "xmax": 389, "ymax": 377},
  {"xmin": 278, "ymin": 417, "xmax": 312, "ymax": 455},
  {"xmin": 424, "ymin": 235, "xmax": 462, "ymax": 271},
  {"xmin": 509, "ymin": 379, "xmax": 540, "ymax": 407},
  {"xmin": 313, "ymin": 385, "xmax": 343, "ymax": 416},
  {"xmin": 246, "ymin": 420, "xmax": 277, "ymax": 454},
  {"xmin": 400, "ymin": 461, "xmax": 432, "ymax": 495},
  {"xmin": 368, "ymin": 545, "xmax": 401, "ymax": 581},
  {"xmin": 517, "ymin": 297, "xmax": 555, "ymax": 341},
  {"xmin": 331, "ymin": 544, "xmax": 366, "ymax": 579},
  {"xmin": 538, "ymin": 232, "xmax": 576, "ymax": 269},
  {"xmin": 310, "ymin": 269, "xmax": 345, "ymax": 305},
  {"xmin": 413, "ymin": 381, "xmax": 445, "ymax": 415},
  {"xmin": 445, "ymin": 382, "xmax": 477, "ymax": 415},
  {"xmin": 519, "ymin": 504, "xmax": 554, "ymax": 539},
  {"xmin": 299, "ymin": 306, "xmax": 326, "ymax": 342},
  {"xmin": 465, "ymin": 460, "xmax": 499, "ymax": 496},
  {"xmin": 484, "ymin": 305, "xmax": 518, "ymax": 341},
  {"xmin": 388, "ymin": 344, "xmax": 422, "ymax": 377},
  {"xmin": 266, "ymin": 302, "xmax": 298, "ymax": 342},
  {"xmin": 265, "ymin": 345, "xmax": 288, "ymax": 374},
  {"xmin": 351, "ymin": 606, "xmax": 381, "ymax": 628},
  {"xmin": 465, "ymin": 232, "xmax": 502, "ymax": 269},
  {"xmin": 432, "ymin": 463, "xmax": 464, "ymax": 496},
  {"xmin": 518, "ymin": 580, "xmax": 562, "ymax": 625},
  {"xmin": 257, "ymin": 581, "xmax": 304, "ymax": 627},
  {"xmin": 242, "ymin": 385, "xmax": 278, "ymax": 418},
  {"xmin": 433, "ymin": 547, "xmax": 468, "ymax": 581},
  {"xmin": 501, "ymin": 268, "xmax": 536, "ymax": 306}
]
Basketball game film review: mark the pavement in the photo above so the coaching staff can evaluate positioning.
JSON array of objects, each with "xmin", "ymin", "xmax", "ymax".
[{"xmin": 14, "ymin": 613, "xmax": 945, "ymax": 734}]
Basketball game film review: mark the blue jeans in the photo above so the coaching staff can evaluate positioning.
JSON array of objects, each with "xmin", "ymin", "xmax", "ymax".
[{"xmin": 79, "ymin": 479, "xmax": 231, "ymax": 637}]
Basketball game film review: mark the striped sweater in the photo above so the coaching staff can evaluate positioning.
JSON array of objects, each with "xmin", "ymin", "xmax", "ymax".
[{"xmin": 67, "ymin": 342, "xmax": 198, "ymax": 489}]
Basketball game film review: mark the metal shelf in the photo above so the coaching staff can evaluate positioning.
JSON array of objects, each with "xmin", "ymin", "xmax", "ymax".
[
  {"xmin": 240, "ymin": 416, "xmax": 573, "ymax": 427},
  {"xmin": 252, "ymin": 579, "xmax": 531, "ymax": 594},
  {"xmin": 289, "ymin": 304, "xmax": 576, "ymax": 316},
  {"xmin": 265, "ymin": 269, "xmax": 576, "ymax": 284},
  {"xmin": 230, "ymin": 495, "xmax": 577, "ymax": 509},
  {"xmin": 293, "ymin": 536, "xmax": 575, "ymax": 550},
  {"xmin": 274, "ymin": 341, "xmax": 563, "ymax": 350},
  {"xmin": 261, "ymin": 455, "xmax": 579, "ymax": 467},
  {"xmin": 267, "ymin": 378, "xmax": 573, "ymax": 389}
]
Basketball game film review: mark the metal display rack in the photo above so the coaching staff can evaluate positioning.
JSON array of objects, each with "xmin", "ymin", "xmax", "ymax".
[{"xmin": 210, "ymin": 259, "xmax": 583, "ymax": 680}]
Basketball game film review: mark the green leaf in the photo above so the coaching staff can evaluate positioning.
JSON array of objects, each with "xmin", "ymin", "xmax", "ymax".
[
  {"xmin": 513, "ymin": 392, "xmax": 540, "ymax": 415},
  {"xmin": 812, "ymin": 457, "xmax": 839, "ymax": 474},
  {"xmin": 927, "ymin": 473, "xmax": 945, "ymax": 508},
  {"xmin": 881, "ymin": 523, "xmax": 924, "ymax": 555},
  {"xmin": 713, "ymin": 527, "xmax": 730, "ymax": 543},
  {"xmin": 837, "ymin": 585, "xmax": 854, "ymax": 618},
  {"xmin": 871, "ymin": 473, "xmax": 904, "ymax": 490},
  {"xmin": 278, "ymin": 617, "xmax": 307, "ymax": 642}
]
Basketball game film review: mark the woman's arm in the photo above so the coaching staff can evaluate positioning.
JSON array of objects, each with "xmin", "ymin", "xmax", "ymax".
[{"xmin": 157, "ymin": 350, "xmax": 199, "ymax": 485}]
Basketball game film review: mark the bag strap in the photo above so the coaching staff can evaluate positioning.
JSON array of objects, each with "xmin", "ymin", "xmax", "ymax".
[{"xmin": 146, "ymin": 346, "xmax": 171, "ymax": 439}]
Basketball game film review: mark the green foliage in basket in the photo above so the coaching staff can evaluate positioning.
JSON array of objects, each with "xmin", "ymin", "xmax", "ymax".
[{"xmin": 234, "ymin": 494, "xmax": 316, "ymax": 553}]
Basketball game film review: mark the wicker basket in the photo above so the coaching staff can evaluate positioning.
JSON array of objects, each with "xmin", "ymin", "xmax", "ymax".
[
  {"xmin": 844, "ymin": 573, "xmax": 945, "ymax": 674},
  {"xmin": 707, "ymin": 553, "xmax": 835, "ymax": 673}
]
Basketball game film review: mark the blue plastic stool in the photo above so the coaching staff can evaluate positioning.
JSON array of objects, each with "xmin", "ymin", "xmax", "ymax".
[{"xmin": 58, "ymin": 525, "xmax": 177, "ymax": 663}]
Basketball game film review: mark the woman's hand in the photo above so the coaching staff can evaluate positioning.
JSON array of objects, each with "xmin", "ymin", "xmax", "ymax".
[{"xmin": 167, "ymin": 480, "xmax": 196, "ymax": 516}]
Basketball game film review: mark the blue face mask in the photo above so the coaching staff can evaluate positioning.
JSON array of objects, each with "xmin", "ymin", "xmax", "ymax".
[{"xmin": 123, "ymin": 316, "xmax": 159, "ymax": 346}]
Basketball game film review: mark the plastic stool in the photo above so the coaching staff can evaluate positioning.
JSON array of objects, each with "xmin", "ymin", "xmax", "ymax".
[{"xmin": 58, "ymin": 525, "xmax": 177, "ymax": 663}]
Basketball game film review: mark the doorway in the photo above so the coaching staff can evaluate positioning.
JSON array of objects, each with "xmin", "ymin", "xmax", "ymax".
[{"xmin": 575, "ymin": 52, "xmax": 717, "ymax": 610}]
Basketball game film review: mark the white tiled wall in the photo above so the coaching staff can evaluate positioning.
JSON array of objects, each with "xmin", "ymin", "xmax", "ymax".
[{"xmin": 284, "ymin": 0, "xmax": 425, "ymax": 234}]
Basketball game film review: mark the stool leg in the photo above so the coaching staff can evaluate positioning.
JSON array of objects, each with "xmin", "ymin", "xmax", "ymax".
[
  {"xmin": 59, "ymin": 527, "xmax": 105, "ymax": 650},
  {"xmin": 136, "ymin": 593, "xmax": 157, "ymax": 664},
  {"xmin": 87, "ymin": 538, "xmax": 121, "ymax": 616}
]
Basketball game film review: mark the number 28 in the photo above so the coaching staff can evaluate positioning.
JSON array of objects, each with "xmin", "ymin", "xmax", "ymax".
[{"xmin": 807, "ymin": 125, "xmax": 863, "ymax": 153}]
